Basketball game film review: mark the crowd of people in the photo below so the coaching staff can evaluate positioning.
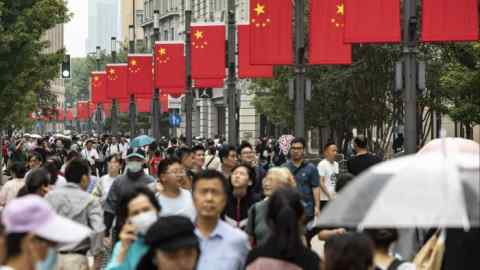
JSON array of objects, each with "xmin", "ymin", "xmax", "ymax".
[{"xmin": 0, "ymin": 132, "xmax": 471, "ymax": 270}]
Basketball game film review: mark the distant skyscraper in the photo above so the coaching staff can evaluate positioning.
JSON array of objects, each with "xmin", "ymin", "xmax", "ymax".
[{"xmin": 86, "ymin": 0, "xmax": 119, "ymax": 53}]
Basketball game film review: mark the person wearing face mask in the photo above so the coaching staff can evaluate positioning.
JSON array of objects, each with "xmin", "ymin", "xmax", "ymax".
[
  {"xmin": 44, "ymin": 158, "xmax": 105, "ymax": 270},
  {"xmin": 106, "ymin": 187, "xmax": 161, "ymax": 270},
  {"xmin": 136, "ymin": 216, "xmax": 200, "ymax": 270},
  {"xmin": 0, "ymin": 195, "xmax": 91, "ymax": 270},
  {"xmin": 93, "ymin": 154, "xmax": 122, "ymax": 206},
  {"xmin": 104, "ymin": 148, "xmax": 156, "ymax": 245}
]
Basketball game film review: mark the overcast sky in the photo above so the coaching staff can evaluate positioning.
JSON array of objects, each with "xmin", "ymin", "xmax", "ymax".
[{"xmin": 65, "ymin": 1, "xmax": 88, "ymax": 57}]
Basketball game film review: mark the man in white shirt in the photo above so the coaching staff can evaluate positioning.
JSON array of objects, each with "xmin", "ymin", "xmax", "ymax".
[
  {"xmin": 317, "ymin": 142, "xmax": 339, "ymax": 209},
  {"xmin": 156, "ymin": 158, "xmax": 196, "ymax": 220},
  {"xmin": 106, "ymin": 137, "xmax": 125, "ymax": 157},
  {"xmin": 81, "ymin": 139, "xmax": 100, "ymax": 168}
]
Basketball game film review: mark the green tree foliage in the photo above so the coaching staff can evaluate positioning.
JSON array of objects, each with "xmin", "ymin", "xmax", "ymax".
[{"xmin": 0, "ymin": 0, "xmax": 70, "ymax": 129}]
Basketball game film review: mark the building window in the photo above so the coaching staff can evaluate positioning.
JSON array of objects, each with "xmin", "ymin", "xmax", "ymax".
[
  {"xmin": 164, "ymin": 30, "xmax": 169, "ymax": 41},
  {"xmin": 170, "ymin": 27, "xmax": 175, "ymax": 40},
  {"xmin": 136, "ymin": 10, "xmax": 144, "ymax": 25}
]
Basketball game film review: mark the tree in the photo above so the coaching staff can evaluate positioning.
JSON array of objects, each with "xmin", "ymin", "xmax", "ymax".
[{"xmin": 0, "ymin": 0, "xmax": 70, "ymax": 130}]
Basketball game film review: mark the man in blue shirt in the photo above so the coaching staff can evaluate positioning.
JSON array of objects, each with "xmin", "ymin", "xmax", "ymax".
[
  {"xmin": 192, "ymin": 170, "xmax": 250, "ymax": 270},
  {"xmin": 284, "ymin": 138, "xmax": 321, "ymax": 245}
]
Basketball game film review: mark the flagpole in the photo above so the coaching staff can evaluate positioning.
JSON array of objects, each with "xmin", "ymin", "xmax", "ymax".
[
  {"xmin": 152, "ymin": 10, "xmax": 161, "ymax": 142},
  {"xmin": 294, "ymin": 0, "xmax": 306, "ymax": 139},
  {"xmin": 227, "ymin": 0, "xmax": 238, "ymax": 146},
  {"xmin": 128, "ymin": 24, "xmax": 137, "ymax": 138},
  {"xmin": 111, "ymin": 37, "xmax": 119, "ymax": 137},
  {"xmin": 403, "ymin": 0, "xmax": 417, "ymax": 154},
  {"xmin": 95, "ymin": 46, "xmax": 103, "ymax": 136},
  {"xmin": 185, "ymin": 1, "xmax": 193, "ymax": 147}
]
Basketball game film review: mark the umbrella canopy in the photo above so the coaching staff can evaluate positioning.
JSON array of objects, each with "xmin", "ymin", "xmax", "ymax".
[
  {"xmin": 278, "ymin": 134, "xmax": 295, "ymax": 156},
  {"xmin": 319, "ymin": 149, "xmax": 479, "ymax": 229},
  {"xmin": 130, "ymin": 135, "xmax": 155, "ymax": 148}
]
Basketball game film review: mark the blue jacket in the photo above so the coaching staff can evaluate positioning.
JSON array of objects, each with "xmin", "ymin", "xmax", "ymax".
[{"xmin": 106, "ymin": 238, "xmax": 149, "ymax": 270}]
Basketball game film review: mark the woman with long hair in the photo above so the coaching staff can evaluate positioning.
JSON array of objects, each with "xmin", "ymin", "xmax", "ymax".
[
  {"xmin": 245, "ymin": 187, "xmax": 321, "ymax": 270},
  {"xmin": 223, "ymin": 163, "xmax": 261, "ymax": 230},
  {"xmin": 16, "ymin": 168, "xmax": 50, "ymax": 198}
]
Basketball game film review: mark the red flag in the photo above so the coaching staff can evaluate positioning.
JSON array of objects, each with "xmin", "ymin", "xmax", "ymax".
[
  {"xmin": 422, "ymin": 0, "xmax": 479, "ymax": 42},
  {"xmin": 119, "ymin": 100, "xmax": 129, "ymax": 113},
  {"xmin": 309, "ymin": 0, "xmax": 352, "ymax": 64},
  {"xmin": 344, "ymin": 0, "xmax": 401, "ymax": 43},
  {"xmin": 191, "ymin": 24, "xmax": 226, "ymax": 79},
  {"xmin": 137, "ymin": 98, "xmax": 151, "ymax": 113},
  {"xmin": 237, "ymin": 24, "xmax": 273, "ymax": 78},
  {"xmin": 91, "ymin": 72, "xmax": 107, "ymax": 104},
  {"xmin": 249, "ymin": 0, "xmax": 293, "ymax": 65},
  {"xmin": 77, "ymin": 102, "xmax": 89, "ymax": 120},
  {"xmin": 161, "ymin": 94, "xmax": 169, "ymax": 113},
  {"xmin": 106, "ymin": 64, "xmax": 129, "ymax": 100},
  {"xmin": 162, "ymin": 88, "xmax": 184, "ymax": 98},
  {"xmin": 155, "ymin": 42, "xmax": 186, "ymax": 89},
  {"xmin": 193, "ymin": 78, "xmax": 224, "ymax": 88},
  {"xmin": 128, "ymin": 54, "xmax": 154, "ymax": 96},
  {"xmin": 66, "ymin": 110, "xmax": 73, "ymax": 121}
]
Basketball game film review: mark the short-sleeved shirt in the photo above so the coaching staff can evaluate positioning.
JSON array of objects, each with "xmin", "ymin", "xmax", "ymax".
[
  {"xmin": 284, "ymin": 160, "xmax": 320, "ymax": 218},
  {"xmin": 156, "ymin": 188, "xmax": 196, "ymax": 220},
  {"xmin": 347, "ymin": 153, "xmax": 382, "ymax": 176},
  {"xmin": 317, "ymin": 159, "xmax": 339, "ymax": 201}
]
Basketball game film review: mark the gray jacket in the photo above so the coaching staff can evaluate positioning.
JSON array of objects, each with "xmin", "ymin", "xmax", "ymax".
[{"xmin": 45, "ymin": 183, "xmax": 105, "ymax": 255}]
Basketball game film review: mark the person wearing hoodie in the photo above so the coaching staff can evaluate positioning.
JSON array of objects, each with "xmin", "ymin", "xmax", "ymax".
[
  {"xmin": 104, "ymin": 148, "xmax": 156, "ymax": 244},
  {"xmin": 45, "ymin": 158, "xmax": 105, "ymax": 270}
]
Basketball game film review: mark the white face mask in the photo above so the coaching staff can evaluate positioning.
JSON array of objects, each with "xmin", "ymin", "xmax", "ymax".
[
  {"xmin": 130, "ymin": 210, "xmax": 158, "ymax": 236},
  {"xmin": 126, "ymin": 161, "xmax": 143, "ymax": 173}
]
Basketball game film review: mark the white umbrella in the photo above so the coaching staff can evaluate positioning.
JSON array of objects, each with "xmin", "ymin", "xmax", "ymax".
[
  {"xmin": 30, "ymin": 134, "xmax": 42, "ymax": 139},
  {"xmin": 319, "ymin": 149, "xmax": 479, "ymax": 229}
]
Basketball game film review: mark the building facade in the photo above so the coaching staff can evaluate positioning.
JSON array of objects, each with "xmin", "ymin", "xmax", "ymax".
[
  {"xmin": 120, "ymin": 0, "xmax": 146, "ymax": 50},
  {"xmin": 86, "ymin": 0, "xmax": 119, "ymax": 53},
  {"xmin": 134, "ymin": 0, "xmax": 260, "ymax": 143},
  {"xmin": 43, "ymin": 24, "xmax": 66, "ymax": 132}
]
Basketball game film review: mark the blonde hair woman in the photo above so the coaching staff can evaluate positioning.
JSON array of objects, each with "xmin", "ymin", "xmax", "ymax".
[{"xmin": 246, "ymin": 167, "xmax": 296, "ymax": 246}]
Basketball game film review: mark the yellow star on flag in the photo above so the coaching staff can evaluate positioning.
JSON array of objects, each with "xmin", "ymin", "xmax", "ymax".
[
  {"xmin": 254, "ymin": 3, "xmax": 265, "ymax": 16},
  {"xmin": 131, "ymin": 59, "xmax": 137, "ymax": 65},
  {"xmin": 109, "ymin": 69, "xmax": 115, "ymax": 74},
  {"xmin": 159, "ymin": 48, "xmax": 166, "ymax": 55},
  {"xmin": 336, "ymin": 3, "xmax": 344, "ymax": 16},
  {"xmin": 194, "ymin": 30, "xmax": 204, "ymax": 40},
  {"xmin": 94, "ymin": 76, "xmax": 99, "ymax": 81}
]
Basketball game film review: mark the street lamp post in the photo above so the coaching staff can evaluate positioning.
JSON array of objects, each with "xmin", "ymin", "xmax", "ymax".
[
  {"xmin": 111, "ymin": 37, "xmax": 119, "ymax": 136},
  {"xmin": 185, "ymin": 0, "xmax": 193, "ymax": 146},
  {"xmin": 152, "ymin": 10, "xmax": 161, "ymax": 141},
  {"xmin": 294, "ymin": 0, "xmax": 306, "ymax": 139},
  {"xmin": 403, "ymin": 0, "xmax": 418, "ymax": 154},
  {"xmin": 227, "ymin": 0, "xmax": 238, "ymax": 146},
  {"xmin": 95, "ymin": 46, "xmax": 103, "ymax": 136},
  {"xmin": 128, "ymin": 25, "xmax": 137, "ymax": 137}
]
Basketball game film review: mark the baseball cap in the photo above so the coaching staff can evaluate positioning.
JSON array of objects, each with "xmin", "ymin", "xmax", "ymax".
[
  {"xmin": 127, "ymin": 148, "xmax": 146, "ymax": 160},
  {"xmin": 2, "ymin": 195, "xmax": 91, "ymax": 244},
  {"xmin": 145, "ymin": 216, "xmax": 198, "ymax": 252}
]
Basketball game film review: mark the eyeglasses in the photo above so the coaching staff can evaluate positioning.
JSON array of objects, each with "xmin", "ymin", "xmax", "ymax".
[{"xmin": 167, "ymin": 170, "xmax": 186, "ymax": 176}]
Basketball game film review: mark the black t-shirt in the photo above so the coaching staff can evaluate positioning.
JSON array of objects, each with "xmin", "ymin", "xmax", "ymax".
[
  {"xmin": 347, "ymin": 153, "xmax": 382, "ymax": 176},
  {"xmin": 246, "ymin": 239, "xmax": 321, "ymax": 270}
]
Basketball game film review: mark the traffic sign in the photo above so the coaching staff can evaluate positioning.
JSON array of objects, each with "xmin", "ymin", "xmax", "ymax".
[{"xmin": 169, "ymin": 114, "xmax": 182, "ymax": 127}]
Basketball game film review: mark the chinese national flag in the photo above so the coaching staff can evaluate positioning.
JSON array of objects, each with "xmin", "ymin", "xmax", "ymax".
[
  {"xmin": 193, "ymin": 78, "xmax": 224, "ymax": 88},
  {"xmin": 237, "ymin": 24, "xmax": 273, "ymax": 78},
  {"xmin": 103, "ymin": 102, "xmax": 112, "ymax": 117},
  {"xmin": 422, "ymin": 0, "xmax": 479, "ymax": 42},
  {"xmin": 309, "ymin": 0, "xmax": 352, "ymax": 64},
  {"xmin": 128, "ymin": 54, "xmax": 154, "ymax": 96},
  {"xmin": 66, "ymin": 110, "xmax": 73, "ymax": 121},
  {"xmin": 155, "ymin": 42, "xmax": 186, "ymax": 89},
  {"xmin": 89, "ymin": 102, "xmax": 96, "ymax": 117},
  {"xmin": 77, "ymin": 102, "xmax": 89, "ymax": 120},
  {"xmin": 161, "ymin": 94, "xmax": 169, "ymax": 113},
  {"xmin": 191, "ymin": 24, "xmax": 226, "ymax": 79},
  {"xmin": 162, "ymin": 88, "xmax": 184, "ymax": 98},
  {"xmin": 119, "ymin": 100, "xmax": 129, "ymax": 113},
  {"xmin": 344, "ymin": 0, "xmax": 401, "ymax": 43},
  {"xmin": 136, "ymin": 98, "xmax": 151, "ymax": 113},
  {"xmin": 91, "ymin": 72, "xmax": 107, "ymax": 104},
  {"xmin": 249, "ymin": 0, "xmax": 293, "ymax": 65},
  {"xmin": 106, "ymin": 64, "xmax": 129, "ymax": 100}
]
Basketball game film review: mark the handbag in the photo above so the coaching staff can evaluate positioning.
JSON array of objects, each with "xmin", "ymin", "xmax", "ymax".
[{"xmin": 413, "ymin": 229, "xmax": 446, "ymax": 270}]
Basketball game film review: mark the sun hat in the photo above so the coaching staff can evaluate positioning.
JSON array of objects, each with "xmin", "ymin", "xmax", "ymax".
[
  {"xmin": 2, "ymin": 195, "xmax": 91, "ymax": 244},
  {"xmin": 126, "ymin": 148, "xmax": 146, "ymax": 160}
]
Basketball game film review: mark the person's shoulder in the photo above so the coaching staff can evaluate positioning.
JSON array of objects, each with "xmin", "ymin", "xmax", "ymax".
[{"xmin": 218, "ymin": 220, "xmax": 249, "ymax": 242}]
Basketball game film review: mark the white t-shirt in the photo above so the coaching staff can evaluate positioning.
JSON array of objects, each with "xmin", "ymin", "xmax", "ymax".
[
  {"xmin": 107, "ymin": 143, "xmax": 125, "ymax": 156},
  {"xmin": 156, "ymin": 188, "xmax": 196, "ymax": 220},
  {"xmin": 82, "ymin": 148, "xmax": 99, "ymax": 166},
  {"xmin": 317, "ymin": 159, "xmax": 339, "ymax": 201},
  {"xmin": 95, "ymin": 174, "xmax": 116, "ymax": 202}
]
